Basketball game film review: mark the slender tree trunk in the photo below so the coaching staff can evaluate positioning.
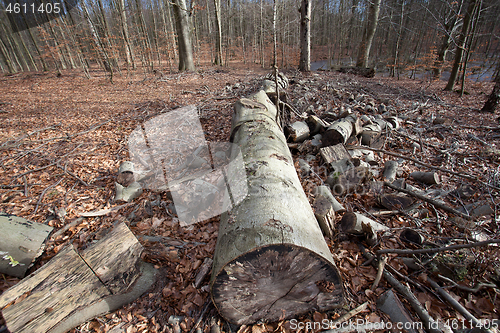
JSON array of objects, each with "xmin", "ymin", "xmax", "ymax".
[
  {"xmin": 356, "ymin": 0, "xmax": 381, "ymax": 68},
  {"xmin": 298, "ymin": 0, "xmax": 311, "ymax": 71},
  {"xmin": 213, "ymin": 0, "xmax": 223, "ymax": 65},
  {"xmin": 481, "ymin": 64, "xmax": 500, "ymax": 113},
  {"xmin": 135, "ymin": 0, "xmax": 154, "ymax": 70},
  {"xmin": 391, "ymin": 0, "xmax": 404, "ymax": 78},
  {"xmin": 81, "ymin": 1, "xmax": 113, "ymax": 79},
  {"xmin": 118, "ymin": 0, "xmax": 135, "ymax": 68},
  {"xmin": 259, "ymin": 0, "xmax": 266, "ymax": 68},
  {"xmin": 0, "ymin": 36, "xmax": 16, "ymax": 73},
  {"xmin": 172, "ymin": 0, "xmax": 196, "ymax": 71},
  {"xmin": 460, "ymin": 0, "xmax": 481, "ymax": 96},
  {"xmin": 445, "ymin": 0, "xmax": 477, "ymax": 91}
]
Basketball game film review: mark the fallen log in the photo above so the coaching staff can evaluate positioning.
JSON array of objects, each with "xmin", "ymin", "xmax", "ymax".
[
  {"xmin": 285, "ymin": 121, "xmax": 310, "ymax": 142},
  {"xmin": 322, "ymin": 118, "xmax": 353, "ymax": 146},
  {"xmin": 211, "ymin": 86, "xmax": 345, "ymax": 325},
  {"xmin": 0, "ymin": 222, "xmax": 156, "ymax": 333}
]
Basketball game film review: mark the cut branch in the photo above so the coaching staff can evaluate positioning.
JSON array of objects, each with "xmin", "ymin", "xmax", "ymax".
[{"xmin": 377, "ymin": 239, "xmax": 500, "ymax": 255}]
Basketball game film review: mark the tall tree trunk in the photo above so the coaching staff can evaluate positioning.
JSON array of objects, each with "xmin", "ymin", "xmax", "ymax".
[
  {"xmin": 481, "ymin": 59, "xmax": 500, "ymax": 113},
  {"xmin": 391, "ymin": 0, "xmax": 404, "ymax": 78},
  {"xmin": 118, "ymin": 0, "xmax": 135, "ymax": 68},
  {"xmin": 213, "ymin": 0, "xmax": 223, "ymax": 65},
  {"xmin": 0, "ymin": 36, "xmax": 16, "ymax": 73},
  {"xmin": 298, "ymin": 0, "xmax": 311, "ymax": 71},
  {"xmin": 460, "ymin": 0, "xmax": 481, "ymax": 96},
  {"xmin": 445, "ymin": 0, "xmax": 477, "ymax": 91},
  {"xmin": 356, "ymin": 0, "xmax": 381, "ymax": 68},
  {"xmin": 81, "ymin": 1, "xmax": 113, "ymax": 79},
  {"xmin": 172, "ymin": 0, "xmax": 196, "ymax": 71},
  {"xmin": 135, "ymin": 0, "xmax": 154, "ymax": 70}
]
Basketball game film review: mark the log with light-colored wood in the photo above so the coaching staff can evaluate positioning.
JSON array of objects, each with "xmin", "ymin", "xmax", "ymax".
[
  {"xmin": 320, "ymin": 144, "xmax": 351, "ymax": 165},
  {"xmin": 211, "ymin": 84, "xmax": 345, "ymax": 325},
  {"xmin": 0, "ymin": 222, "xmax": 155, "ymax": 333}
]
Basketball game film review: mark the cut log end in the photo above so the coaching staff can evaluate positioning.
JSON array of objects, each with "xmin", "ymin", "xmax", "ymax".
[{"xmin": 211, "ymin": 244, "xmax": 344, "ymax": 325}]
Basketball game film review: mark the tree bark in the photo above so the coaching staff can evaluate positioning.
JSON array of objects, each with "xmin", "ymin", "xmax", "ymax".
[
  {"xmin": 172, "ymin": 0, "xmax": 196, "ymax": 71},
  {"xmin": 298, "ymin": 0, "xmax": 311, "ymax": 71},
  {"xmin": 356, "ymin": 0, "xmax": 381, "ymax": 68},
  {"xmin": 211, "ymin": 87, "xmax": 344, "ymax": 325},
  {"xmin": 213, "ymin": 0, "xmax": 223, "ymax": 65},
  {"xmin": 119, "ymin": 0, "xmax": 135, "ymax": 69},
  {"xmin": 445, "ymin": 0, "xmax": 477, "ymax": 91},
  {"xmin": 481, "ymin": 67, "xmax": 500, "ymax": 113}
]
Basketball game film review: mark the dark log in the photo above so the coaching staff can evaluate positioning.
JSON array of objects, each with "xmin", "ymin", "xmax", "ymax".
[
  {"xmin": 306, "ymin": 115, "xmax": 329, "ymax": 135},
  {"xmin": 322, "ymin": 119, "xmax": 353, "ymax": 146},
  {"xmin": 360, "ymin": 130, "xmax": 383, "ymax": 148},
  {"xmin": 211, "ymin": 86, "xmax": 345, "ymax": 325},
  {"xmin": 340, "ymin": 212, "xmax": 388, "ymax": 246},
  {"xmin": 337, "ymin": 66, "xmax": 375, "ymax": 78},
  {"xmin": 410, "ymin": 171, "xmax": 440, "ymax": 185},
  {"xmin": 379, "ymin": 194, "xmax": 414, "ymax": 211}
]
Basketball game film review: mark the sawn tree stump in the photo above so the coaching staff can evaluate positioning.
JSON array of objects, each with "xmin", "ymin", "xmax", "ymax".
[{"xmin": 210, "ymin": 84, "xmax": 345, "ymax": 325}]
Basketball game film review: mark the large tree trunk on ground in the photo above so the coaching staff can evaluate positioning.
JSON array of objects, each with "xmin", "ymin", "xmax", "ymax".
[
  {"xmin": 172, "ymin": 0, "xmax": 196, "ymax": 71},
  {"xmin": 210, "ymin": 84, "xmax": 345, "ymax": 325},
  {"xmin": 356, "ymin": 0, "xmax": 381, "ymax": 68},
  {"xmin": 298, "ymin": 0, "xmax": 311, "ymax": 71}
]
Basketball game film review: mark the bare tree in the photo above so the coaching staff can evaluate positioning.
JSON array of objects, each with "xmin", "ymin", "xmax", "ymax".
[
  {"xmin": 356, "ymin": 0, "xmax": 381, "ymax": 68},
  {"xmin": 481, "ymin": 63, "xmax": 500, "ymax": 113},
  {"xmin": 172, "ymin": 0, "xmax": 196, "ymax": 71},
  {"xmin": 445, "ymin": 0, "xmax": 478, "ymax": 91},
  {"xmin": 213, "ymin": 0, "xmax": 223, "ymax": 65},
  {"xmin": 298, "ymin": 0, "xmax": 311, "ymax": 71}
]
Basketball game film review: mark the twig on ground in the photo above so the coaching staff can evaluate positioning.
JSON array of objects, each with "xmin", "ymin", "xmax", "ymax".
[
  {"xmin": 328, "ymin": 302, "xmax": 368, "ymax": 328},
  {"xmin": 384, "ymin": 181, "xmax": 473, "ymax": 220},
  {"xmin": 436, "ymin": 274, "xmax": 497, "ymax": 293},
  {"xmin": 427, "ymin": 277, "xmax": 494, "ymax": 333},
  {"xmin": 33, "ymin": 177, "xmax": 65, "ymax": 215},
  {"xmin": 12, "ymin": 143, "xmax": 83, "ymax": 181},
  {"xmin": 79, "ymin": 202, "xmax": 134, "ymax": 217},
  {"xmin": 430, "ymin": 204, "xmax": 443, "ymax": 234},
  {"xmin": 352, "ymin": 145, "xmax": 500, "ymax": 191},
  {"xmin": 57, "ymin": 164, "xmax": 89, "ymax": 187},
  {"xmin": 371, "ymin": 255, "xmax": 387, "ymax": 290},
  {"xmin": 189, "ymin": 300, "xmax": 212, "ymax": 333},
  {"xmin": 49, "ymin": 217, "xmax": 84, "ymax": 241},
  {"xmin": 359, "ymin": 244, "xmax": 444, "ymax": 333},
  {"xmin": 377, "ymin": 239, "xmax": 500, "ymax": 255}
]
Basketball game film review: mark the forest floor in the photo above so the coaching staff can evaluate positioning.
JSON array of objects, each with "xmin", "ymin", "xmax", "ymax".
[{"xmin": 0, "ymin": 64, "xmax": 499, "ymax": 333}]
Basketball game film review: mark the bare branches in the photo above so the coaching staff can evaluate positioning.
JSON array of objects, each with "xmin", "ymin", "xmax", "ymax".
[
  {"xmin": 377, "ymin": 239, "xmax": 500, "ymax": 255},
  {"xmin": 384, "ymin": 181, "xmax": 473, "ymax": 220},
  {"xmin": 353, "ymin": 145, "xmax": 500, "ymax": 191}
]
